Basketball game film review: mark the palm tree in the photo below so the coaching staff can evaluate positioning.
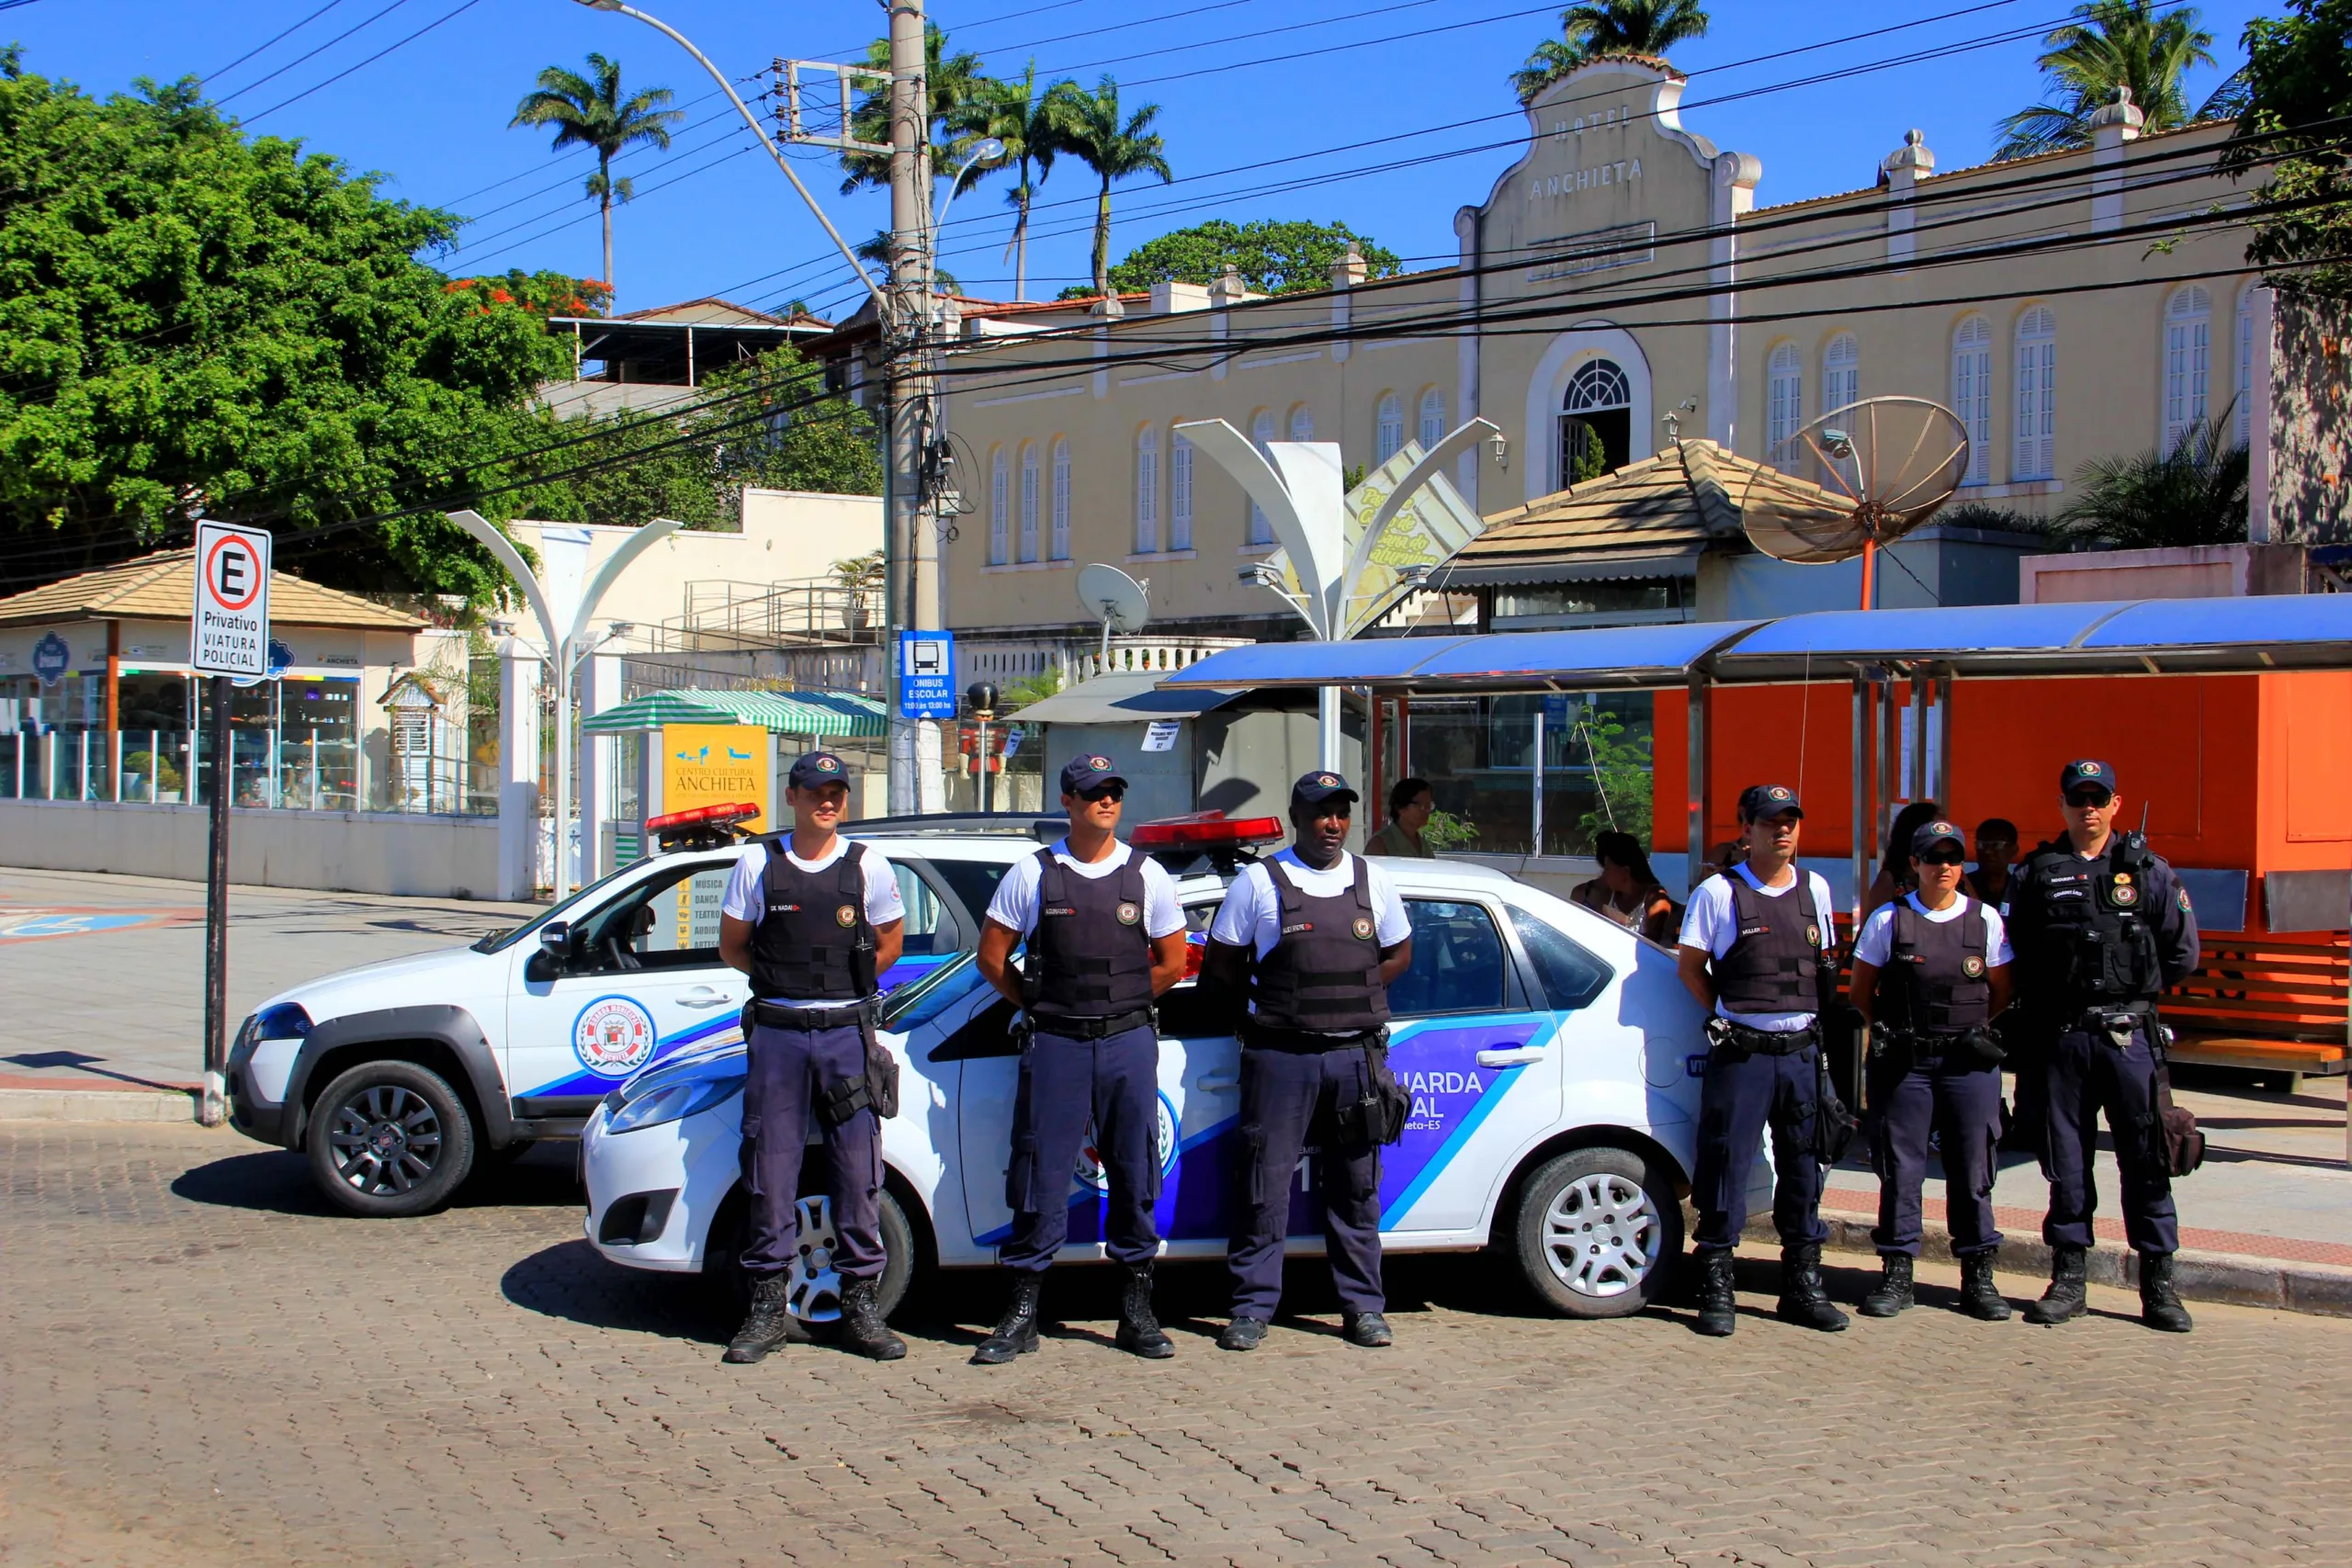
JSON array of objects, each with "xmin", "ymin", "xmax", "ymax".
[
  {"xmin": 1512, "ymin": 0, "xmax": 1711, "ymax": 105},
  {"xmin": 510, "ymin": 52, "xmax": 683, "ymax": 298},
  {"xmin": 2049, "ymin": 412, "xmax": 2248, "ymax": 549},
  {"xmin": 948, "ymin": 62, "xmax": 1062, "ymax": 301},
  {"xmin": 1993, "ymin": 1, "xmax": 2218, "ymax": 160},
  {"xmin": 1045, "ymin": 75, "xmax": 1173, "ymax": 298},
  {"xmin": 837, "ymin": 23, "xmax": 986, "ymax": 197},
  {"xmin": 854, "ymin": 231, "xmax": 957, "ymax": 297}
]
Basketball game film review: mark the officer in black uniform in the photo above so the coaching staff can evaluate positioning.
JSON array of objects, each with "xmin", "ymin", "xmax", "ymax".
[
  {"xmin": 1199, "ymin": 771, "xmax": 1413, "ymax": 1352},
  {"xmin": 1848, "ymin": 819, "xmax": 2016, "ymax": 1322},
  {"xmin": 2007, "ymin": 759, "xmax": 2200, "ymax": 1332},
  {"xmin": 969, "ymin": 753, "xmax": 1192, "ymax": 1365},
  {"xmin": 716, "ymin": 751, "xmax": 907, "ymax": 1365},
  {"xmin": 1676, "ymin": 784, "xmax": 1849, "ymax": 1337}
]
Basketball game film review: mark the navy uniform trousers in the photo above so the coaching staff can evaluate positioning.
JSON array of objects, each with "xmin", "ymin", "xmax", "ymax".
[
  {"xmin": 1868, "ymin": 1049, "xmax": 2004, "ymax": 1258},
  {"xmin": 1228, "ymin": 1040, "xmax": 1385, "ymax": 1320},
  {"xmin": 1001, "ymin": 1023, "xmax": 1163, "ymax": 1271},
  {"xmin": 2042, "ymin": 1019, "xmax": 2179, "ymax": 1255},
  {"xmin": 1690, "ymin": 1039, "xmax": 1830, "ymax": 1252},
  {"xmin": 739, "ymin": 1020, "xmax": 885, "ymax": 1280}
]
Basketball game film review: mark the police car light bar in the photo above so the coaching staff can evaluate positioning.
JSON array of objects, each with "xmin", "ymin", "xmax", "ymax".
[
  {"xmin": 646, "ymin": 802, "xmax": 763, "ymax": 850},
  {"xmin": 1129, "ymin": 812, "xmax": 1285, "ymax": 852}
]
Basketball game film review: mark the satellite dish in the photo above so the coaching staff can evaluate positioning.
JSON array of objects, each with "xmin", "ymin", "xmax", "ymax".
[
  {"xmin": 1738, "ymin": 398, "xmax": 1971, "ymax": 600},
  {"xmin": 1076, "ymin": 562, "xmax": 1149, "ymax": 656}
]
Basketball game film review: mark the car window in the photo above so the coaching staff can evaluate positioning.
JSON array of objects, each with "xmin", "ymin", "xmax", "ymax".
[
  {"xmin": 571, "ymin": 860, "xmax": 733, "ymax": 974},
  {"xmin": 1509, "ymin": 906, "xmax": 1614, "ymax": 1011},
  {"xmin": 881, "ymin": 952, "xmax": 987, "ymax": 1032},
  {"xmin": 929, "ymin": 857, "xmax": 1012, "ymax": 933},
  {"xmin": 1387, "ymin": 899, "xmax": 1510, "ymax": 1017},
  {"xmin": 893, "ymin": 863, "xmax": 952, "ymax": 956}
]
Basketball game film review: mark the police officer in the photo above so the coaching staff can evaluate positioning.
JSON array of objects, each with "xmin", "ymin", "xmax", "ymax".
[
  {"xmin": 1848, "ymin": 819, "xmax": 2016, "ymax": 1321},
  {"xmin": 715, "ymin": 750, "xmax": 908, "ymax": 1365},
  {"xmin": 969, "ymin": 753, "xmax": 1192, "ymax": 1365},
  {"xmin": 2007, "ymin": 760, "xmax": 2200, "ymax": 1332},
  {"xmin": 1676, "ymin": 784, "xmax": 1848, "ymax": 1336},
  {"xmin": 1199, "ymin": 771, "xmax": 1412, "ymax": 1352}
]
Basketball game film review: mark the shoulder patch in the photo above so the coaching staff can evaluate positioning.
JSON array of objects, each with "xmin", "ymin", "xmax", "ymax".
[{"xmin": 2177, "ymin": 887, "xmax": 2194, "ymax": 914}]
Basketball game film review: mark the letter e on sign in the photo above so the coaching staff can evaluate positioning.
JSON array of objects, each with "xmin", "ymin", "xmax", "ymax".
[{"xmin": 191, "ymin": 520, "xmax": 273, "ymax": 678}]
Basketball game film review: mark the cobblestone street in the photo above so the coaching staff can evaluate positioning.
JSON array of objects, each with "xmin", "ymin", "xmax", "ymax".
[{"xmin": 4, "ymin": 1122, "xmax": 2348, "ymax": 1566}]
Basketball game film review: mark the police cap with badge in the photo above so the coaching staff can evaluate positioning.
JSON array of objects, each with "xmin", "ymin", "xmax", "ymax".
[{"xmin": 788, "ymin": 750, "xmax": 851, "ymax": 790}]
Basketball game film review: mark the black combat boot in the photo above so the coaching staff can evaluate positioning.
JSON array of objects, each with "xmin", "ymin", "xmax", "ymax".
[
  {"xmin": 1959, "ymin": 1250, "xmax": 2012, "ymax": 1321},
  {"xmin": 2139, "ymin": 1251, "xmax": 2194, "ymax": 1334},
  {"xmin": 1114, "ymin": 1262, "xmax": 1174, "ymax": 1359},
  {"xmin": 837, "ymin": 1275, "xmax": 906, "ymax": 1360},
  {"xmin": 722, "ymin": 1274, "xmax": 794, "ymax": 1365},
  {"xmin": 2024, "ymin": 1244, "xmax": 2088, "ymax": 1325},
  {"xmin": 1775, "ymin": 1243, "xmax": 1851, "ymax": 1332},
  {"xmin": 971, "ymin": 1272, "xmax": 1043, "ymax": 1365},
  {"xmin": 1858, "ymin": 1253, "xmax": 1915, "ymax": 1318},
  {"xmin": 1692, "ymin": 1247, "xmax": 1738, "ymax": 1337}
]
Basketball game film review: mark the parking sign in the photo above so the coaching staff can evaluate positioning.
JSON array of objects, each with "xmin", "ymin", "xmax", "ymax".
[{"xmin": 191, "ymin": 521, "xmax": 272, "ymax": 678}]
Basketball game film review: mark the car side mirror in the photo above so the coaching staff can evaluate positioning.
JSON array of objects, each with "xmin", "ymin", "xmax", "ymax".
[{"xmin": 526, "ymin": 921, "xmax": 572, "ymax": 982}]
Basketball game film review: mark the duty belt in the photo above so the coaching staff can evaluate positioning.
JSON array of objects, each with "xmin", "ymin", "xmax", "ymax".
[
  {"xmin": 1242, "ymin": 1019, "xmax": 1386, "ymax": 1054},
  {"xmin": 748, "ymin": 997, "xmax": 877, "ymax": 1032},
  {"xmin": 1709, "ymin": 1017, "xmax": 1818, "ymax": 1056},
  {"xmin": 1029, "ymin": 1007, "xmax": 1156, "ymax": 1041}
]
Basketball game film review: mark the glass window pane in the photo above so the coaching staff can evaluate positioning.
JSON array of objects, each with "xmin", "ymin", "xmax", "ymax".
[
  {"xmin": 1387, "ymin": 899, "xmax": 1507, "ymax": 1016},
  {"xmin": 1509, "ymin": 907, "xmax": 1613, "ymax": 1010}
]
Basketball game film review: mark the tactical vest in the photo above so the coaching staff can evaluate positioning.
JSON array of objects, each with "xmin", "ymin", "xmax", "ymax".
[
  {"xmin": 750, "ymin": 840, "xmax": 877, "ymax": 1001},
  {"xmin": 1248, "ymin": 855, "xmax": 1391, "ymax": 1033},
  {"xmin": 1022, "ymin": 846, "xmax": 1156, "ymax": 1022},
  {"xmin": 1713, "ymin": 871, "xmax": 1834, "ymax": 1016},
  {"xmin": 2016, "ymin": 832, "xmax": 2164, "ymax": 1006},
  {"xmin": 1877, "ymin": 897, "xmax": 1992, "ymax": 1035}
]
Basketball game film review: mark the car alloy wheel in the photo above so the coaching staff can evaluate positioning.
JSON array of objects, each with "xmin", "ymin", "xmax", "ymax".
[
  {"xmin": 1541, "ymin": 1170, "xmax": 1662, "ymax": 1301},
  {"xmin": 305, "ymin": 1060, "xmax": 476, "ymax": 1218},
  {"xmin": 331, "ymin": 1085, "xmax": 445, "ymax": 1197}
]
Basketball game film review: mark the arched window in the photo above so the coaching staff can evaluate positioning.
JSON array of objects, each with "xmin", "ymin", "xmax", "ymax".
[
  {"xmin": 2014, "ymin": 306, "xmax": 2056, "ymax": 481},
  {"xmin": 1558, "ymin": 357, "xmax": 1632, "ymax": 484},
  {"xmin": 1248, "ymin": 409, "xmax": 1276, "ymax": 545},
  {"xmin": 1823, "ymin": 333, "xmax": 1859, "ymax": 415},
  {"xmin": 1766, "ymin": 343, "xmax": 1804, "ymax": 469},
  {"xmin": 1170, "ymin": 429, "xmax": 1194, "ymax": 551},
  {"xmin": 989, "ymin": 446, "xmax": 1009, "ymax": 565},
  {"xmin": 2236, "ymin": 284, "xmax": 2256, "ymax": 450},
  {"xmin": 1134, "ymin": 426, "xmax": 1159, "ymax": 555},
  {"xmin": 1375, "ymin": 392, "xmax": 1404, "ymax": 462},
  {"xmin": 2163, "ymin": 285, "xmax": 2211, "ymax": 454},
  {"xmin": 1018, "ymin": 441, "xmax": 1039, "ymax": 562},
  {"xmin": 1050, "ymin": 436, "xmax": 1071, "ymax": 560},
  {"xmin": 1951, "ymin": 315, "xmax": 1994, "ymax": 485},
  {"xmin": 1288, "ymin": 404, "xmax": 1314, "ymax": 442},
  {"xmin": 1418, "ymin": 388, "xmax": 1445, "ymax": 450}
]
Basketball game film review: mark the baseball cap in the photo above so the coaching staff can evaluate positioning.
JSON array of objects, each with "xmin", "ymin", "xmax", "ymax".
[
  {"xmin": 1291, "ymin": 770, "xmax": 1359, "ymax": 808},
  {"xmin": 1737, "ymin": 783, "xmax": 1804, "ymax": 821},
  {"xmin": 1060, "ymin": 752, "xmax": 1128, "ymax": 795},
  {"xmin": 1910, "ymin": 819, "xmax": 1967, "ymax": 858},
  {"xmin": 2059, "ymin": 759, "xmax": 2116, "ymax": 796},
  {"xmin": 787, "ymin": 750, "xmax": 850, "ymax": 790}
]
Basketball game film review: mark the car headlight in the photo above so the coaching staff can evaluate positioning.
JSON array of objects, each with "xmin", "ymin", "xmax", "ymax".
[
  {"xmin": 254, "ymin": 1002, "xmax": 312, "ymax": 1043},
  {"xmin": 603, "ymin": 1051, "xmax": 746, "ymax": 1134}
]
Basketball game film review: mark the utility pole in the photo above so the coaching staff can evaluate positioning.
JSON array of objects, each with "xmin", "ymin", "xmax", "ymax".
[{"xmin": 886, "ymin": 0, "xmax": 944, "ymax": 814}]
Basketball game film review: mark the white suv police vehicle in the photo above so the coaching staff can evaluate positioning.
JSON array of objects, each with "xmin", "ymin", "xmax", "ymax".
[
  {"xmin": 225, "ymin": 807, "xmax": 1051, "ymax": 1216},
  {"xmin": 583, "ymin": 814, "xmax": 1766, "ymax": 1322}
]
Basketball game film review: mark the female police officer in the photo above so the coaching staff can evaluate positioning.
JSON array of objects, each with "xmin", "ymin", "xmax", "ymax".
[{"xmin": 1848, "ymin": 819, "xmax": 2014, "ymax": 1322}]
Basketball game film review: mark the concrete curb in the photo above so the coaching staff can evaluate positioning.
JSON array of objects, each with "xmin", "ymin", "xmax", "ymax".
[{"xmin": 0, "ymin": 1087, "xmax": 199, "ymax": 1123}]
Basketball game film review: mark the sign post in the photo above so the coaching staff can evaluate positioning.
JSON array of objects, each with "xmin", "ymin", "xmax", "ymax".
[{"xmin": 190, "ymin": 520, "xmax": 271, "ymax": 1127}]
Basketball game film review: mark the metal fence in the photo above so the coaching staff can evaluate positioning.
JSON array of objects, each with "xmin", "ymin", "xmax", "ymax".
[{"xmin": 0, "ymin": 728, "xmax": 496, "ymax": 816}]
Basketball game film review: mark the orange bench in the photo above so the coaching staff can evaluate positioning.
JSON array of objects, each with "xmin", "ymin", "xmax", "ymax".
[{"xmin": 2163, "ymin": 934, "xmax": 2349, "ymax": 1092}]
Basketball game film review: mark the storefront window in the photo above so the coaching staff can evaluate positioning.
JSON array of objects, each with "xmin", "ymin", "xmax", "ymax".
[{"xmin": 1406, "ymin": 693, "xmax": 1654, "ymax": 858}]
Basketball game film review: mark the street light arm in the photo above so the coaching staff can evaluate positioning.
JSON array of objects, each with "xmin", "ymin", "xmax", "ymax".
[
  {"xmin": 567, "ymin": 514, "xmax": 683, "ymax": 649},
  {"xmin": 447, "ymin": 509, "xmax": 560, "ymax": 660},
  {"xmin": 1174, "ymin": 419, "xmax": 1335, "ymax": 637}
]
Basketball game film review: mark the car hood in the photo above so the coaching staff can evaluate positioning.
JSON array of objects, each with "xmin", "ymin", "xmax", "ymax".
[{"xmin": 260, "ymin": 944, "xmax": 501, "ymax": 1021}]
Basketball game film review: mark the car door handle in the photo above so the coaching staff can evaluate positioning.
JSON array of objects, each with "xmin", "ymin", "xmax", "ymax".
[
  {"xmin": 676, "ymin": 987, "xmax": 738, "ymax": 1009},
  {"xmin": 1476, "ymin": 1046, "xmax": 1545, "ymax": 1067},
  {"xmin": 1194, "ymin": 1074, "xmax": 1238, "ymax": 1091}
]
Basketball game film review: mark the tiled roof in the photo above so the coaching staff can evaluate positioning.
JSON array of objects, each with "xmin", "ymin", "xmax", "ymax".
[{"xmin": 0, "ymin": 551, "xmax": 424, "ymax": 632}]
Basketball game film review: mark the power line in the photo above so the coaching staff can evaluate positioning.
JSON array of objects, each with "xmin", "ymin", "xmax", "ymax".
[
  {"xmin": 243, "ymin": 0, "xmax": 491, "ymax": 125},
  {"xmin": 212, "ymin": 0, "xmax": 417, "ymax": 108},
  {"xmin": 203, "ymin": 0, "xmax": 353, "ymax": 84}
]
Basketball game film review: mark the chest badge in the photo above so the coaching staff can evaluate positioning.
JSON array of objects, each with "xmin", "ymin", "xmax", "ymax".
[
  {"xmin": 2111, "ymin": 876, "xmax": 2139, "ymax": 906},
  {"xmin": 1962, "ymin": 955, "xmax": 1985, "ymax": 978},
  {"xmin": 1804, "ymin": 923, "xmax": 1822, "ymax": 948},
  {"xmin": 835, "ymin": 904, "xmax": 859, "ymax": 927},
  {"xmin": 1115, "ymin": 900, "xmax": 1141, "ymax": 925},
  {"xmin": 1352, "ymin": 915, "xmax": 1375, "ymax": 941}
]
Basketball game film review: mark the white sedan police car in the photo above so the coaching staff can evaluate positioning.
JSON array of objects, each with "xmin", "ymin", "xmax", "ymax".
[{"xmin": 583, "ymin": 816, "xmax": 1760, "ymax": 1322}]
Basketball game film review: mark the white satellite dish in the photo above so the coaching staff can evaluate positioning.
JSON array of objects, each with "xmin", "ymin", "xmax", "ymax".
[{"xmin": 1076, "ymin": 562, "xmax": 1150, "ymax": 656}]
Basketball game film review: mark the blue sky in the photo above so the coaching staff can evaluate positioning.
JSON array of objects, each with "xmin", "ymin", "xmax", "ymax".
[{"xmin": 12, "ymin": 1, "xmax": 2267, "ymax": 320}]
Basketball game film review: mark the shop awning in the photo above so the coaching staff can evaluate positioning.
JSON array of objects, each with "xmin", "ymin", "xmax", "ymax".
[
  {"xmin": 581, "ymin": 685, "xmax": 887, "ymax": 737},
  {"xmin": 1009, "ymin": 671, "xmax": 1242, "ymax": 725}
]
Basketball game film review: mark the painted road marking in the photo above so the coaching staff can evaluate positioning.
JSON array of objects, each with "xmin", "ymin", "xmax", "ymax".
[{"xmin": 0, "ymin": 907, "xmax": 201, "ymax": 942}]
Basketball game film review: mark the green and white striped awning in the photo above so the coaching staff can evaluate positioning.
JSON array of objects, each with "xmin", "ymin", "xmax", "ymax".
[{"xmin": 581, "ymin": 686, "xmax": 888, "ymax": 738}]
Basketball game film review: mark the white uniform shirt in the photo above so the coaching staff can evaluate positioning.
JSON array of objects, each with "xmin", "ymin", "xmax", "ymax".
[
  {"xmin": 984, "ymin": 839, "xmax": 1185, "ymax": 940},
  {"xmin": 1677, "ymin": 862, "xmax": 1840, "ymax": 1032},
  {"xmin": 1209, "ymin": 850, "xmax": 1412, "ymax": 1016},
  {"xmin": 1852, "ymin": 892, "xmax": 2014, "ymax": 970},
  {"xmin": 720, "ymin": 837, "xmax": 906, "ymax": 1009}
]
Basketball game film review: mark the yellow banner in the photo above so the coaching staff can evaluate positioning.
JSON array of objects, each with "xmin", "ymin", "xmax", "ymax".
[{"xmin": 661, "ymin": 724, "xmax": 771, "ymax": 833}]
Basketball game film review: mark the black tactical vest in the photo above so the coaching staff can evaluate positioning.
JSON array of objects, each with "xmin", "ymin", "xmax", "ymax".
[
  {"xmin": 2016, "ymin": 832, "xmax": 2164, "ymax": 1006},
  {"xmin": 1023, "ymin": 846, "xmax": 1156, "ymax": 1021},
  {"xmin": 1878, "ymin": 896, "xmax": 1992, "ymax": 1034},
  {"xmin": 1248, "ymin": 855, "xmax": 1391, "ymax": 1033},
  {"xmin": 1713, "ymin": 871, "xmax": 1834, "ymax": 1016},
  {"xmin": 750, "ymin": 840, "xmax": 877, "ymax": 1001}
]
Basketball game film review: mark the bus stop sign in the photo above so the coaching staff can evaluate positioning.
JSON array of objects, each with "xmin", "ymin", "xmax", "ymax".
[{"xmin": 191, "ymin": 520, "xmax": 271, "ymax": 678}]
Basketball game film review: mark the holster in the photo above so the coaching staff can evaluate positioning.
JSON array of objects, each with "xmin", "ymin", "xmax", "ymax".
[
  {"xmin": 2149, "ymin": 1023, "xmax": 2203, "ymax": 1177},
  {"xmin": 1815, "ymin": 1043, "xmax": 1860, "ymax": 1165},
  {"xmin": 859, "ymin": 1008, "xmax": 899, "ymax": 1122},
  {"xmin": 1332, "ymin": 1032, "xmax": 1408, "ymax": 1147}
]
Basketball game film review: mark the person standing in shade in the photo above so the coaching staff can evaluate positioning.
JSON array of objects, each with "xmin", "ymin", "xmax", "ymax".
[
  {"xmin": 1571, "ymin": 829, "xmax": 1677, "ymax": 943},
  {"xmin": 1848, "ymin": 819, "xmax": 2015, "ymax": 1322},
  {"xmin": 1972, "ymin": 818, "xmax": 2020, "ymax": 913},
  {"xmin": 970, "ymin": 754, "xmax": 1192, "ymax": 1365},
  {"xmin": 1860, "ymin": 800, "xmax": 1953, "ymax": 921},
  {"xmin": 1366, "ymin": 777, "xmax": 1437, "ymax": 858},
  {"xmin": 2007, "ymin": 760, "xmax": 2200, "ymax": 1332},
  {"xmin": 1199, "ymin": 771, "xmax": 1413, "ymax": 1352},
  {"xmin": 715, "ymin": 751, "xmax": 907, "ymax": 1365},
  {"xmin": 1676, "ymin": 784, "xmax": 1849, "ymax": 1336}
]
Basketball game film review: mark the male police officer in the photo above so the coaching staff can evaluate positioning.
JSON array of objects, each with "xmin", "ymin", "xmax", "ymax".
[
  {"xmin": 970, "ymin": 754, "xmax": 1192, "ymax": 1364},
  {"xmin": 716, "ymin": 751, "xmax": 908, "ymax": 1365},
  {"xmin": 1848, "ymin": 819, "xmax": 2015, "ymax": 1321},
  {"xmin": 1677, "ymin": 784, "xmax": 1848, "ymax": 1336},
  {"xmin": 1199, "ymin": 771, "xmax": 1412, "ymax": 1352},
  {"xmin": 2007, "ymin": 760, "xmax": 2200, "ymax": 1332}
]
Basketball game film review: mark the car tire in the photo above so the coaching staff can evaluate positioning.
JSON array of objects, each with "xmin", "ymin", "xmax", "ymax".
[
  {"xmin": 306, "ymin": 1060, "xmax": 477, "ymax": 1218},
  {"xmin": 712, "ymin": 1185, "xmax": 919, "ymax": 1325},
  {"xmin": 1510, "ymin": 1145, "xmax": 1682, "ymax": 1319}
]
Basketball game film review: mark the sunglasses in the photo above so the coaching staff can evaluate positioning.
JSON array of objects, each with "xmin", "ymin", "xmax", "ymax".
[
  {"xmin": 1917, "ymin": 852, "xmax": 1966, "ymax": 867},
  {"xmin": 2064, "ymin": 790, "xmax": 2114, "ymax": 808},
  {"xmin": 1078, "ymin": 784, "xmax": 1125, "ymax": 803}
]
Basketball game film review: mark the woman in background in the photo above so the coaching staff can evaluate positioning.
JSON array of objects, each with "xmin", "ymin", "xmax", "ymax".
[{"xmin": 1571, "ymin": 830, "xmax": 1677, "ymax": 944}]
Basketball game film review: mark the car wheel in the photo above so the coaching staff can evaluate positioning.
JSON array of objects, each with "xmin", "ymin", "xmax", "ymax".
[
  {"xmin": 306, "ymin": 1060, "xmax": 477, "ymax": 1218},
  {"xmin": 1510, "ymin": 1145, "xmax": 1682, "ymax": 1319},
  {"xmin": 713, "ymin": 1186, "xmax": 917, "ymax": 1325}
]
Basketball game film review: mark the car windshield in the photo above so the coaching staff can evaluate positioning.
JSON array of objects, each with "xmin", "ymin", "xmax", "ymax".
[{"xmin": 470, "ymin": 856, "xmax": 729, "ymax": 955}]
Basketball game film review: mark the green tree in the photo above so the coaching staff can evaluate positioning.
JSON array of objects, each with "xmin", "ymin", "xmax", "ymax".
[
  {"xmin": 2222, "ymin": 0, "xmax": 2352, "ymax": 299},
  {"xmin": 1566, "ymin": 422, "xmax": 1610, "ymax": 484},
  {"xmin": 1571, "ymin": 707, "xmax": 1653, "ymax": 849},
  {"xmin": 1992, "ymin": 1, "xmax": 2220, "ymax": 160},
  {"xmin": 1513, "ymin": 0, "xmax": 1711, "ymax": 105},
  {"xmin": 0, "ymin": 53, "xmax": 582, "ymax": 599},
  {"xmin": 947, "ymin": 62, "xmax": 1063, "ymax": 300},
  {"xmin": 855, "ymin": 231, "xmax": 956, "ymax": 296},
  {"xmin": 1044, "ymin": 75, "xmax": 1173, "ymax": 298},
  {"xmin": 509, "ymin": 52, "xmax": 682, "ymax": 297},
  {"xmin": 838, "ymin": 23, "xmax": 985, "ymax": 197},
  {"xmin": 2049, "ymin": 413, "xmax": 2248, "ymax": 549},
  {"xmin": 1065, "ymin": 219, "xmax": 1401, "ymax": 299}
]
